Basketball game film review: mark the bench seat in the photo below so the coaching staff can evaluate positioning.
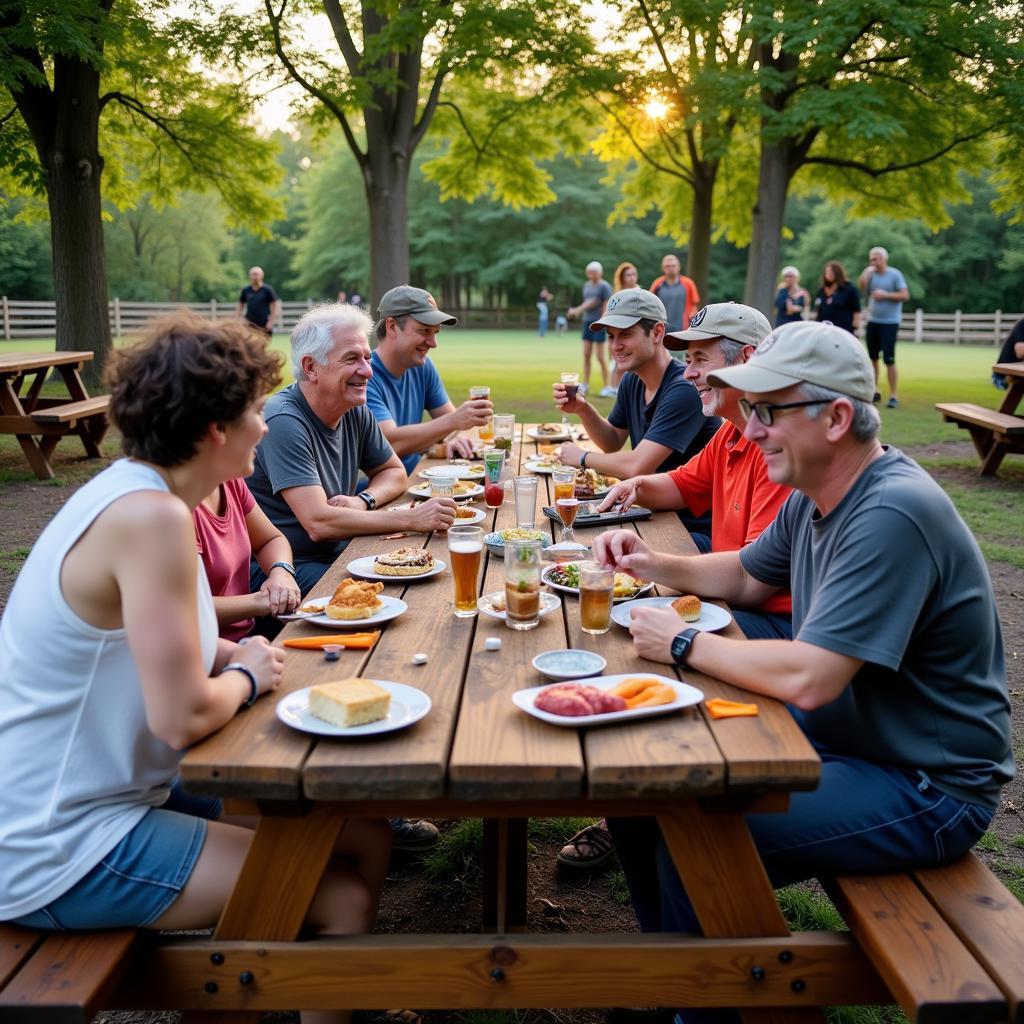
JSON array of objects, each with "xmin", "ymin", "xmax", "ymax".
[
  {"xmin": 28, "ymin": 396, "xmax": 110, "ymax": 425},
  {"xmin": 936, "ymin": 402, "xmax": 1024, "ymax": 475}
]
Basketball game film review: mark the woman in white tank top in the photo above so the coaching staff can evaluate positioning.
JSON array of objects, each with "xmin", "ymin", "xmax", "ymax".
[{"xmin": 0, "ymin": 314, "xmax": 390, "ymax": 1024}]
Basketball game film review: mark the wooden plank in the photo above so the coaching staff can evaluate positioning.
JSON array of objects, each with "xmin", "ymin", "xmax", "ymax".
[
  {"xmin": 115, "ymin": 931, "xmax": 889, "ymax": 1011},
  {"xmin": 936, "ymin": 403, "xmax": 1024, "ymax": 434},
  {"xmin": 827, "ymin": 873, "xmax": 1006, "ymax": 1024},
  {"xmin": 0, "ymin": 353, "xmax": 93, "ymax": 373},
  {"xmin": 914, "ymin": 854, "xmax": 1024, "ymax": 1024},
  {"xmin": 29, "ymin": 396, "xmax": 109, "ymax": 424},
  {"xmin": 0, "ymin": 929, "xmax": 139, "ymax": 1024},
  {"xmin": 0, "ymin": 925, "xmax": 44, "ymax": 992}
]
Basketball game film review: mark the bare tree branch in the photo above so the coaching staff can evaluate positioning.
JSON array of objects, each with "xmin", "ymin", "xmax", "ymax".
[
  {"xmin": 435, "ymin": 99, "xmax": 482, "ymax": 156},
  {"xmin": 321, "ymin": 0, "xmax": 362, "ymax": 75},
  {"xmin": 411, "ymin": 52, "xmax": 451, "ymax": 150}
]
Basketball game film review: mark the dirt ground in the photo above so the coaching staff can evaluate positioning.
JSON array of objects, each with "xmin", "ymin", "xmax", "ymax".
[{"xmin": 1, "ymin": 444, "xmax": 1021, "ymax": 1024}]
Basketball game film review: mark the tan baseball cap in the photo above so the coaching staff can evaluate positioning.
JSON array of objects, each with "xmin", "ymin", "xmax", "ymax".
[
  {"xmin": 664, "ymin": 302, "xmax": 771, "ymax": 350},
  {"xmin": 590, "ymin": 288, "xmax": 667, "ymax": 330},
  {"xmin": 707, "ymin": 320, "xmax": 876, "ymax": 402},
  {"xmin": 377, "ymin": 285, "xmax": 457, "ymax": 326}
]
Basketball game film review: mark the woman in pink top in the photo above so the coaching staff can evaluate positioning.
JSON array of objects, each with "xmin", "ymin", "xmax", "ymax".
[{"xmin": 193, "ymin": 477, "xmax": 300, "ymax": 640}]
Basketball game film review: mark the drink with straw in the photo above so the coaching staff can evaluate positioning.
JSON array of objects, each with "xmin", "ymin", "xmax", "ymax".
[
  {"xmin": 579, "ymin": 561, "xmax": 614, "ymax": 635},
  {"xmin": 504, "ymin": 538, "xmax": 542, "ymax": 630},
  {"xmin": 552, "ymin": 466, "xmax": 576, "ymax": 503},
  {"xmin": 448, "ymin": 525, "xmax": 483, "ymax": 617},
  {"xmin": 470, "ymin": 386, "xmax": 493, "ymax": 442},
  {"xmin": 483, "ymin": 449, "xmax": 505, "ymax": 508}
]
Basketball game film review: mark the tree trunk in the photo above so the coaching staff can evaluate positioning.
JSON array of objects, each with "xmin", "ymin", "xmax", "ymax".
[
  {"xmin": 363, "ymin": 150, "xmax": 410, "ymax": 309},
  {"xmin": 47, "ymin": 54, "xmax": 112, "ymax": 385},
  {"xmin": 687, "ymin": 169, "xmax": 715, "ymax": 303},
  {"xmin": 742, "ymin": 137, "xmax": 792, "ymax": 316}
]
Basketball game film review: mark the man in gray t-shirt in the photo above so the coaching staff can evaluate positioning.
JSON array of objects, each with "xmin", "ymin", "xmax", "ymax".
[
  {"xmin": 591, "ymin": 320, "xmax": 1012, "ymax": 952},
  {"xmin": 247, "ymin": 304, "xmax": 458, "ymax": 596},
  {"xmin": 858, "ymin": 245, "xmax": 909, "ymax": 409},
  {"xmin": 568, "ymin": 261, "xmax": 614, "ymax": 396}
]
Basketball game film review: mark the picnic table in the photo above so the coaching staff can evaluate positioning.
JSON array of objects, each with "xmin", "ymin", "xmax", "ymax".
[
  {"xmin": 936, "ymin": 361, "xmax": 1024, "ymax": 475},
  {"xmin": 0, "ymin": 351, "xmax": 110, "ymax": 479}
]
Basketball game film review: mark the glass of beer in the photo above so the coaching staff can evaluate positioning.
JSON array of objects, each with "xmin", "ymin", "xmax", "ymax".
[
  {"xmin": 448, "ymin": 525, "xmax": 483, "ymax": 617},
  {"xmin": 578, "ymin": 561, "xmax": 614, "ymax": 635},
  {"xmin": 552, "ymin": 467, "xmax": 576, "ymax": 504},
  {"xmin": 504, "ymin": 538, "xmax": 543, "ymax": 630},
  {"xmin": 560, "ymin": 371, "xmax": 580, "ymax": 403},
  {"xmin": 513, "ymin": 475, "xmax": 538, "ymax": 529},
  {"xmin": 483, "ymin": 448, "xmax": 505, "ymax": 508},
  {"xmin": 555, "ymin": 496, "xmax": 579, "ymax": 544},
  {"xmin": 470, "ymin": 386, "xmax": 493, "ymax": 443}
]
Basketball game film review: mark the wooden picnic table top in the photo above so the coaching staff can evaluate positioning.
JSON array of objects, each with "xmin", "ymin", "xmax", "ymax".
[
  {"xmin": 0, "ymin": 350, "xmax": 94, "ymax": 374},
  {"xmin": 181, "ymin": 424, "xmax": 819, "ymax": 810},
  {"xmin": 992, "ymin": 362, "xmax": 1024, "ymax": 378}
]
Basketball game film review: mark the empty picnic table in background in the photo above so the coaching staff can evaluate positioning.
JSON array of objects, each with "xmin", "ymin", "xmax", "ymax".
[
  {"xmin": 937, "ymin": 361, "xmax": 1024, "ymax": 475},
  {"xmin": 0, "ymin": 351, "xmax": 110, "ymax": 479}
]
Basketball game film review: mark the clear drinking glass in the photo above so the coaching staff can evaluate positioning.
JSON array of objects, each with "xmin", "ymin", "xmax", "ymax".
[
  {"xmin": 470, "ymin": 386, "xmax": 493, "ymax": 443},
  {"xmin": 493, "ymin": 413, "xmax": 515, "ymax": 460},
  {"xmin": 513, "ymin": 475, "xmax": 538, "ymax": 529},
  {"xmin": 483, "ymin": 449, "xmax": 505, "ymax": 508},
  {"xmin": 578, "ymin": 561, "xmax": 614, "ymax": 635},
  {"xmin": 552, "ymin": 466, "xmax": 576, "ymax": 504},
  {"xmin": 555, "ymin": 497, "xmax": 579, "ymax": 545},
  {"xmin": 504, "ymin": 538, "xmax": 543, "ymax": 630},
  {"xmin": 430, "ymin": 471, "xmax": 459, "ymax": 498},
  {"xmin": 447, "ymin": 525, "xmax": 483, "ymax": 617},
  {"xmin": 560, "ymin": 371, "xmax": 580, "ymax": 403}
]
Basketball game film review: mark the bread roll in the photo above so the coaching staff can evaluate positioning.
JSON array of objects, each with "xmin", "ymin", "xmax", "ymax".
[{"xmin": 671, "ymin": 595, "xmax": 702, "ymax": 622}]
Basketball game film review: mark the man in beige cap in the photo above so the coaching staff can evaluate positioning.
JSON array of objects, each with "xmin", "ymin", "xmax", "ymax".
[
  {"xmin": 591, "ymin": 321, "xmax": 1012, "ymax": 990},
  {"xmin": 366, "ymin": 285, "xmax": 492, "ymax": 474},
  {"xmin": 556, "ymin": 287, "xmax": 719, "ymax": 546}
]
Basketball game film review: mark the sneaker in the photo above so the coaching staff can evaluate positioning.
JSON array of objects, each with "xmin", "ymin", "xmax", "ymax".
[
  {"xmin": 887, "ymin": 396, "xmax": 899, "ymax": 409},
  {"xmin": 556, "ymin": 819, "xmax": 616, "ymax": 871},
  {"xmin": 598, "ymin": 386, "xmax": 618, "ymax": 398},
  {"xmin": 872, "ymin": 391, "xmax": 881, "ymax": 403},
  {"xmin": 388, "ymin": 817, "xmax": 439, "ymax": 852},
  {"xmin": 578, "ymin": 382, "xmax": 589, "ymax": 395}
]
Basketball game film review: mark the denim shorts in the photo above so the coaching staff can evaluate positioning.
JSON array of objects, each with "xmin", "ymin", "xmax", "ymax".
[
  {"xmin": 582, "ymin": 325, "xmax": 607, "ymax": 342},
  {"xmin": 9, "ymin": 784, "xmax": 222, "ymax": 930}
]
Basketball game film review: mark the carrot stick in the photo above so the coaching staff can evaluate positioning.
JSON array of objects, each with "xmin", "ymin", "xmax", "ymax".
[{"xmin": 283, "ymin": 632, "xmax": 380, "ymax": 650}]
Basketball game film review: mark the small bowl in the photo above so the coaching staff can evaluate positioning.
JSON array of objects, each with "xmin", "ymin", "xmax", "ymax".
[
  {"xmin": 484, "ymin": 529, "xmax": 548, "ymax": 556},
  {"xmin": 532, "ymin": 648, "xmax": 608, "ymax": 681}
]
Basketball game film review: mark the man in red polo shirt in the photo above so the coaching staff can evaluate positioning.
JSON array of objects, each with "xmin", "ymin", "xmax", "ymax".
[{"xmin": 597, "ymin": 301, "xmax": 792, "ymax": 641}]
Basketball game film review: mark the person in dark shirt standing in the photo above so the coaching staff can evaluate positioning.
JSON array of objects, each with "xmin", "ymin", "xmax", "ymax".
[
  {"xmin": 236, "ymin": 266, "xmax": 281, "ymax": 336},
  {"xmin": 814, "ymin": 260, "xmax": 861, "ymax": 335}
]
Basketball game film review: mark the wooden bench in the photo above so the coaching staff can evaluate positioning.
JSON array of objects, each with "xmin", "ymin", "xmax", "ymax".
[
  {"xmin": 936, "ymin": 402, "xmax": 1024, "ymax": 475},
  {"xmin": 28, "ymin": 396, "xmax": 110, "ymax": 425},
  {"xmin": 0, "ymin": 923, "xmax": 140, "ymax": 1023},
  {"xmin": 827, "ymin": 853, "xmax": 1024, "ymax": 1024}
]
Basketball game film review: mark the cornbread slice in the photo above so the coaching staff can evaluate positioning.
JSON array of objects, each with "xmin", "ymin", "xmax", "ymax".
[{"xmin": 309, "ymin": 678, "xmax": 391, "ymax": 727}]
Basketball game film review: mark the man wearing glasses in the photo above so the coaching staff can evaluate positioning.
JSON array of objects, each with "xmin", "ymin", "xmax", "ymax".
[{"xmin": 593, "ymin": 321, "xmax": 1012, "ymax": 986}]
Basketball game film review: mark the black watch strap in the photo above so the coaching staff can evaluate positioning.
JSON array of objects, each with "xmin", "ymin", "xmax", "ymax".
[
  {"xmin": 670, "ymin": 628, "xmax": 700, "ymax": 667},
  {"xmin": 359, "ymin": 491, "xmax": 376, "ymax": 510}
]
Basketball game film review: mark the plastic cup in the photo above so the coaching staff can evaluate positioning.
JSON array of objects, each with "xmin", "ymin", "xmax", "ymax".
[{"xmin": 483, "ymin": 449, "xmax": 505, "ymax": 508}]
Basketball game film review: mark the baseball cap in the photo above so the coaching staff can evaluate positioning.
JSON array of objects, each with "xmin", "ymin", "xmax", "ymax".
[
  {"xmin": 664, "ymin": 302, "xmax": 770, "ymax": 351},
  {"xmin": 707, "ymin": 320, "xmax": 876, "ymax": 402},
  {"xmin": 590, "ymin": 288, "xmax": 667, "ymax": 330},
  {"xmin": 377, "ymin": 285, "xmax": 457, "ymax": 327}
]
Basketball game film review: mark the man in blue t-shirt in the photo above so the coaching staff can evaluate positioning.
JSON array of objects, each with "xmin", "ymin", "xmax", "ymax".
[
  {"xmin": 858, "ymin": 246, "xmax": 909, "ymax": 409},
  {"xmin": 366, "ymin": 286, "xmax": 493, "ymax": 475},
  {"xmin": 555, "ymin": 288, "xmax": 720, "ymax": 547}
]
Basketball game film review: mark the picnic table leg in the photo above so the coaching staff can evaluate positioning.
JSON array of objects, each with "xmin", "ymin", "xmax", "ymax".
[
  {"xmin": 482, "ymin": 818, "xmax": 529, "ymax": 933},
  {"xmin": 180, "ymin": 803, "xmax": 348, "ymax": 1024},
  {"xmin": 997, "ymin": 378, "xmax": 1024, "ymax": 417},
  {"xmin": 658, "ymin": 806, "xmax": 825, "ymax": 1024},
  {"xmin": 0, "ymin": 378, "xmax": 55, "ymax": 479}
]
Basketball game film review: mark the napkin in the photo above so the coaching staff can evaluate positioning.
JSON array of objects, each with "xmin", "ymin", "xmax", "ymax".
[
  {"xmin": 705, "ymin": 697, "xmax": 759, "ymax": 719},
  {"xmin": 283, "ymin": 632, "xmax": 380, "ymax": 650}
]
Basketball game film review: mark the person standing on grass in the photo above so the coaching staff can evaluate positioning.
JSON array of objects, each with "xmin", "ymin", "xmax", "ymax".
[
  {"xmin": 567, "ymin": 260, "xmax": 614, "ymax": 397},
  {"xmin": 236, "ymin": 266, "xmax": 281, "ymax": 336},
  {"xmin": 814, "ymin": 261, "xmax": 861, "ymax": 335},
  {"xmin": 608, "ymin": 262, "xmax": 640, "ymax": 394},
  {"xmin": 537, "ymin": 287, "xmax": 553, "ymax": 337},
  {"xmin": 858, "ymin": 246, "xmax": 909, "ymax": 408},
  {"xmin": 993, "ymin": 316, "xmax": 1024, "ymax": 388},
  {"xmin": 650, "ymin": 253, "xmax": 700, "ymax": 334},
  {"xmin": 773, "ymin": 266, "xmax": 810, "ymax": 327}
]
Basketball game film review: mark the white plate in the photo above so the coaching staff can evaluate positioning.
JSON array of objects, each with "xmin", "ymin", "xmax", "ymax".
[
  {"xmin": 420, "ymin": 463, "xmax": 486, "ymax": 481},
  {"xmin": 408, "ymin": 481, "xmax": 484, "ymax": 501},
  {"xmin": 478, "ymin": 590, "xmax": 562, "ymax": 621},
  {"xmin": 283, "ymin": 594, "xmax": 408, "ymax": 627},
  {"xmin": 532, "ymin": 648, "xmax": 607, "ymax": 680},
  {"xmin": 527, "ymin": 427, "xmax": 572, "ymax": 442},
  {"xmin": 451, "ymin": 506, "xmax": 487, "ymax": 526},
  {"xmin": 542, "ymin": 562, "xmax": 654, "ymax": 603},
  {"xmin": 610, "ymin": 596, "xmax": 733, "ymax": 632},
  {"xmin": 345, "ymin": 554, "xmax": 446, "ymax": 582},
  {"xmin": 523, "ymin": 459, "xmax": 562, "ymax": 475},
  {"xmin": 276, "ymin": 681, "xmax": 431, "ymax": 736},
  {"xmin": 512, "ymin": 673, "xmax": 703, "ymax": 728}
]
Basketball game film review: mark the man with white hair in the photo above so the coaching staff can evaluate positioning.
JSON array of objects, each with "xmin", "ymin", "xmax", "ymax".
[
  {"xmin": 858, "ymin": 246, "xmax": 909, "ymax": 408},
  {"xmin": 235, "ymin": 266, "xmax": 281, "ymax": 336},
  {"xmin": 593, "ymin": 322, "xmax": 1012, "ymax": 997},
  {"xmin": 247, "ymin": 303, "xmax": 456, "ymax": 596},
  {"xmin": 567, "ymin": 260, "xmax": 613, "ymax": 396}
]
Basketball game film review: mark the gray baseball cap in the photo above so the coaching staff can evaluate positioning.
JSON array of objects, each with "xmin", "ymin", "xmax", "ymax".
[
  {"xmin": 590, "ymin": 288, "xmax": 667, "ymax": 330},
  {"xmin": 664, "ymin": 302, "xmax": 771, "ymax": 350},
  {"xmin": 377, "ymin": 285, "xmax": 457, "ymax": 326},
  {"xmin": 707, "ymin": 320, "xmax": 876, "ymax": 402}
]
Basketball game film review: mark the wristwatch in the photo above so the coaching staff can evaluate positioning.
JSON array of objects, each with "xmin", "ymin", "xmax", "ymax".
[
  {"xmin": 269, "ymin": 560, "xmax": 296, "ymax": 578},
  {"xmin": 223, "ymin": 663, "xmax": 259, "ymax": 708},
  {"xmin": 579, "ymin": 451, "xmax": 588, "ymax": 469},
  {"xmin": 670, "ymin": 628, "xmax": 700, "ymax": 667},
  {"xmin": 359, "ymin": 491, "xmax": 377, "ymax": 510}
]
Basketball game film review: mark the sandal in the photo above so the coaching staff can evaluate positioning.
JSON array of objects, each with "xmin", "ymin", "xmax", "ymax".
[{"xmin": 556, "ymin": 819, "xmax": 616, "ymax": 870}]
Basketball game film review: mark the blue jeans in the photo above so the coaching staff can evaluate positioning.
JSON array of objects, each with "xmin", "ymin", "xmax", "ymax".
[
  {"xmin": 689, "ymin": 532, "xmax": 712, "ymax": 553},
  {"xmin": 538, "ymin": 313, "xmax": 549, "ymax": 336},
  {"xmin": 731, "ymin": 607, "xmax": 793, "ymax": 640},
  {"xmin": 250, "ymin": 558, "xmax": 330, "ymax": 600},
  {"xmin": 607, "ymin": 752, "xmax": 991, "ymax": 1023}
]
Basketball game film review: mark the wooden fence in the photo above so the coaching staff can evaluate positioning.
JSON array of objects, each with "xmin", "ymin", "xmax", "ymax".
[{"xmin": 0, "ymin": 296, "xmax": 1020, "ymax": 343}]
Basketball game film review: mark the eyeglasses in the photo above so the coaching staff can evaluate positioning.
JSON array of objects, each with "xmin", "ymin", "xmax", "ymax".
[{"xmin": 738, "ymin": 398, "xmax": 834, "ymax": 426}]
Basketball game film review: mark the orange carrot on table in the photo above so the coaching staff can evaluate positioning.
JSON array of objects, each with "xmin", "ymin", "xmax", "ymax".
[
  {"xmin": 283, "ymin": 632, "xmax": 380, "ymax": 650},
  {"xmin": 705, "ymin": 697, "xmax": 759, "ymax": 719}
]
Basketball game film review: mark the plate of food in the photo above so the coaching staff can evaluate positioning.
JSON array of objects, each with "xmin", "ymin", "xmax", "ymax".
[
  {"xmin": 511, "ymin": 674, "xmax": 703, "ymax": 728},
  {"xmin": 527, "ymin": 424, "xmax": 572, "ymax": 442},
  {"xmin": 542, "ymin": 562, "xmax": 653, "ymax": 602},
  {"xmin": 277, "ymin": 679, "xmax": 431, "ymax": 736},
  {"xmin": 408, "ymin": 480, "xmax": 484, "ymax": 501},
  {"xmin": 483, "ymin": 528, "xmax": 550, "ymax": 555},
  {"xmin": 574, "ymin": 467, "xmax": 619, "ymax": 499},
  {"xmin": 523, "ymin": 454, "xmax": 564, "ymax": 474},
  {"xmin": 610, "ymin": 595, "xmax": 733, "ymax": 632},
  {"xmin": 420, "ymin": 461, "xmax": 486, "ymax": 481},
  {"xmin": 346, "ymin": 548, "xmax": 446, "ymax": 581},
  {"xmin": 478, "ymin": 590, "xmax": 561, "ymax": 621},
  {"xmin": 284, "ymin": 583, "xmax": 408, "ymax": 627},
  {"xmin": 452, "ymin": 505, "xmax": 487, "ymax": 525}
]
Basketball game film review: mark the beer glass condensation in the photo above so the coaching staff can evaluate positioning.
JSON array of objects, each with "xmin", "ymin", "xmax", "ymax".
[{"xmin": 448, "ymin": 525, "xmax": 483, "ymax": 617}]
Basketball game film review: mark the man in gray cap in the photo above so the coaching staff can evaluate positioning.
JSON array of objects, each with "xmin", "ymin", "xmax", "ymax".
[
  {"xmin": 592, "ymin": 321, "xmax": 1012, "ymax": 988},
  {"xmin": 556, "ymin": 287, "xmax": 719, "ymax": 547},
  {"xmin": 367, "ymin": 285, "xmax": 492, "ymax": 474}
]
